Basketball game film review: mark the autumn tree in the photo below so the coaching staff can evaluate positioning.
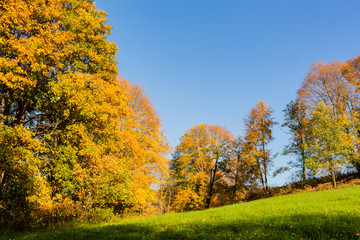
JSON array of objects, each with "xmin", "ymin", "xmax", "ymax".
[
  {"xmin": 170, "ymin": 124, "xmax": 234, "ymax": 211},
  {"xmin": 0, "ymin": 0, "xmax": 169, "ymax": 227},
  {"xmin": 205, "ymin": 125, "xmax": 235, "ymax": 207},
  {"xmin": 282, "ymin": 100, "xmax": 312, "ymax": 181},
  {"xmin": 298, "ymin": 61, "xmax": 360, "ymax": 175},
  {"xmin": 305, "ymin": 102, "xmax": 353, "ymax": 187},
  {"xmin": 170, "ymin": 124, "xmax": 210, "ymax": 211},
  {"xmin": 125, "ymin": 84, "xmax": 170, "ymax": 214},
  {"xmin": 0, "ymin": 0, "xmax": 119, "ymax": 226},
  {"xmin": 244, "ymin": 101, "xmax": 277, "ymax": 194},
  {"xmin": 0, "ymin": 124, "xmax": 47, "ymax": 228},
  {"xmin": 342, "ymin": 54, "xmax": 360, "ymax": 92},
  {"xmin": 342, "ymin": 55, "xmax": 360, "ymax": 175},
  {"xmin": 224, "ymin": 137, "xmax": 245, "ymax": 203},
  {"xmin": 222, "ymin": 136, "xmax": 257, "ymax": 203},
  {"xmin": 297, "ymin": 61, "xmax": 354, "ymax": 113}
]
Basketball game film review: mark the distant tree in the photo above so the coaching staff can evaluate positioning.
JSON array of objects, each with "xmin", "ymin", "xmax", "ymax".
[
  {"xmin": 305, "ymin": 102, "xmax": 353, "ymax": 187},
  {"xmin": 282, "ymin": 100, "xmax": 311, "ymax": 181},
  {"xmin": 170, "ymin": 124, "xmax": 234, "ymax": 211},
  {"xmin": 342, "ymin": 55, "xmax": 360, "ymax": 176},
  {"xmin": 342, "ymin": 55, "xmax": 360, "ymax": 92},
  {"xmin": 158, "ymin": 180, "xmax": 174, "ymax": 214},
  {"xmin": 222, "ymin": 136, "xmax": 257, "ymax": 203},
  {"xmin": 244, "ymin": 101, "xmax": 277, "ymax": 194},
  {"xmin": 298, "ymin": 61, "xmax": 360, "ymax": 175},
  {"xmin": 126, "ymin": 84, "xmax": 170, "ymax": 213}
]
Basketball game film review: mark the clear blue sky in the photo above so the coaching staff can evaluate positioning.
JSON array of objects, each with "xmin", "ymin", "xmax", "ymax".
[{"xmin": 95, "ymin": 0, "xmax": 360, "ymax": 186}]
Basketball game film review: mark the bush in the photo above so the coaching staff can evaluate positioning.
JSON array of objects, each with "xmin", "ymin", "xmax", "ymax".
[{"xmin": 79, "ymin": 208, "xmax": 118, "ymax": 224}]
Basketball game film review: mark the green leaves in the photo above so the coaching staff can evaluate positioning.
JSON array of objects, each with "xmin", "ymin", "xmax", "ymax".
[
  {"xmin": 0, "ymin": 0, "xmax": 169, "ymax": 228},
  {"xmin": 305, "ymin": 102, "xmax": 351, "ymax": 174}
]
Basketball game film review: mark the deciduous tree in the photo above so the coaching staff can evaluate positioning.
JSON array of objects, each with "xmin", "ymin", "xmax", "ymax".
[
  {"xmin": 170, "ymin": 124, "xmax": 234, "ymax": 211},
  {"xmin": 0, "ymin": 0, "xmax": 169, "ymax": 227},
  {"xmin": 298, "ymin": 61, "xmax": 360, "ymax": 175},
  {"xmin": 244, "ymin": 101, "xmax": 277, "ymax": 194},
  {"xmin": 305, "ymin": 102, "xmax": 353, "ymax": 187},
  {"xmin": 282, "ymin": 100, "xmax": 311, "ymax": 181},
  {"xmin": 222, "ymin": 137, "xmax": 257, "ymax": 203}
]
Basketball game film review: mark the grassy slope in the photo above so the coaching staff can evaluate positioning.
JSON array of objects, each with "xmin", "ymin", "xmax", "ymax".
[{"xmin": 2, "ymin": 185, "xmax": 360, "ymax": 240}]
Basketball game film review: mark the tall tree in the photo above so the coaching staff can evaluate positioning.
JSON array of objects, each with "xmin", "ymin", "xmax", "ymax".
[
  {"xmin": 342, "ymin": 55, "xmax": 360, "ymax": 92},
  {"xmin": 244, "ymin": 101, "xmax": 277, "ymax": 194},
  {"xmin": 0, "ymin": 0, "xmax": 118, "ymax": 226},
  {"xmin": 282, "ymin": 100, "xmax": 311, "ymax": 181},
  {"xmin": 342, "ymin": 55, "xmax": 360, "ymax": 175},
  {"xmin": 126, "ymin": 84, "xmax": 170, "ymax": 213},
  {"xmin": 0, "ymin": 0, "xmax": 170, "ymax": 227},
  {"xmin": 298, "ymin": 61, "xmax": 360, "ymax": 175},
  {"xmin": 205, "ymin": 125, "xmax": 234, "ymax": 208}
]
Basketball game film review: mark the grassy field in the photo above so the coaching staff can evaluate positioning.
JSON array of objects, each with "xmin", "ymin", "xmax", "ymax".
[{"xmin": 2, "ymin": 185, "xmax": 360, "ymax": 240}]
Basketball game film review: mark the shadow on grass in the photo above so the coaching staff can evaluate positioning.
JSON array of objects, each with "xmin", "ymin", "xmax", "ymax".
[{"xmin": 5, "ymin": 213, "xmax": 360, "ymax": 240}]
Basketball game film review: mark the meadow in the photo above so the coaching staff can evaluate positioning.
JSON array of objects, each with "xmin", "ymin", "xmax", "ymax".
[{"xmin": 2, "ymin": 185, "xmax": 360, "ymax": 240}]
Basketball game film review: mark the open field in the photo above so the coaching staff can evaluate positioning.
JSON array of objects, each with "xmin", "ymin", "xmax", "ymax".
[{"xmin": 2, "ymin": 185, "xmax": 360, "ymax": 240}]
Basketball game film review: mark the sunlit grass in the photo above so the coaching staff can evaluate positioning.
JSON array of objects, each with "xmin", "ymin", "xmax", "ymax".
[{"xmin": 3, "ymin": 185, "xmax": 360, "ymax": 239}]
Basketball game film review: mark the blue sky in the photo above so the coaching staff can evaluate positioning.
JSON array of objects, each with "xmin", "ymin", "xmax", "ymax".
[{"xmin": 95, "ymin": 0, "xmax": 360, "ymax": 186}]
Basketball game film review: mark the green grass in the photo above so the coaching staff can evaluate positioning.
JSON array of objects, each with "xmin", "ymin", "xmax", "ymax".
[{"xmin": 2, "ymin": 185, "xmax": 360, "ymax": 240}]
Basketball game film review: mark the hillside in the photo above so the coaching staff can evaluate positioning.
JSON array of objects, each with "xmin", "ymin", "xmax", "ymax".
[{"xmin": 3, "ymin": 185, "xmax": 360, "ymax": 240}]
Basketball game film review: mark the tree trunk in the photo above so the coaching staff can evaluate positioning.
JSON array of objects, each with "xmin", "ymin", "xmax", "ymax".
[
  {"xmin": 14, "ymin": 102, "xmax": 29, "ymax": 125},
  {"xmin": 0, "ymin": 170, "xmax": 6, "ymax": 192},
  {"xmin": 263, "ymin": 159, "xmax": 268, "ymax": 194},
  {"xmin": 262, "ymin": 141, "xmax": 268, "ymax": 195},
  {"xmin": 252, "ymin": 138, "xmax": 266, "ymax": 193},
  {"xmin": 256, "ymin": 157, "xmax": 266, "ymax": 193},
  {"xmin": 232, "ymin": 180, "xmax": 237, "ymax": 204},
  {"xmin": 206, "ymin": 153, "xmax": 219, "ymax": 209},
  {"xmin": 232, "ymin": 152, "xmax": 240, "ymax": 204},
  {"xmin": 167, "ymin": 187, "xmax": 171, "ymax": 214},
  {"xmin": 330, "ymin": 167, "xmax": 336, "ymax": 188},
  {"xmin": 301, "ymin": 149, "xmax": 307, "ymax": 181},
  {"xmin": 302, "ymin": 164, "xmax": 306, "ymax": 182}
]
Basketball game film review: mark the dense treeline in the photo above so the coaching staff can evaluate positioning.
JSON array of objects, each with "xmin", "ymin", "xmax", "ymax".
[
  {"xmin": 0, "ymin": 0, "xmax": 169, "ymax": 229},
  {"xmin": 2, "ymin": 0, "xmax": 360, "ymax": 231},
  {"xmin": 166, "ymin": 58, "xmax": 360, "ymax": 212}
]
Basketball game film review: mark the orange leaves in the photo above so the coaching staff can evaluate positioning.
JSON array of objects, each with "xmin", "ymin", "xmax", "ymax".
[
  {"xmin": 0, "ymin": 0, "xmax": 71, "ymax": 89},
  {"xmin": 244, "ymin": 101, "xmax": 276, "ymax": 153},
  {"xmin": 293, "ymin": 59, "xmax": 360, "ymax": 180},
  {"xmin": 172, "ymin": 188, "xmax": 205, "ymax": 212},
  {"xmin": 121, "ymin": 83, "xmax": 170, "ymax": 210},
  {"xmin": 297, "ymin": 61, "xmax": 358, "ymax": 116},
  {"xmin": 170, "ymin": 124, "xmax": 235, "ymax": 211},
  {"xmin": 243, "ymin": 101, "xmax": 276, "ymax": 193},
  {"xmin": 47, "ymin": 72, "xmax": 169, "ymax": 211},
  {"xmin": 343, "ymin": 55, "xmax": 360, "ymax": 89},
  {"xmin": 0, "ymin": 123, "xmax": 48, "ymax": 226},
  {"xmin": 0, "ymin": 0, "xmax": 170, "ymax": 224}
]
